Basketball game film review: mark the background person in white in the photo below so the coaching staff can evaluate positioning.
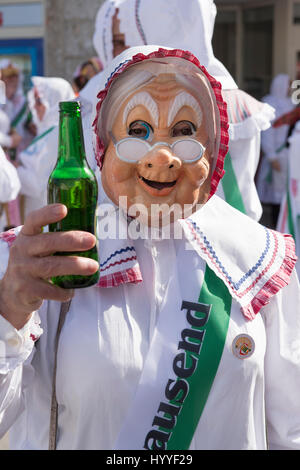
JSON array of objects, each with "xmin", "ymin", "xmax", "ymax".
[
  {"xmin": 257, "ymin": 74, "xmax": 294, "ymax": 228},
  {"xmin": 16, "ymin": 77, "xmax": 75, "ymax": 219},
  {"xmin": 0, "ymin": 146, "xmax": 21, "ymax": 231}
]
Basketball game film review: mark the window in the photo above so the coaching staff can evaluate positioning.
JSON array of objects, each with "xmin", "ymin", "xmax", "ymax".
[
  {"xmin": 242, "ymin": 6, "xmax": 274, "ymax": 99},
  {"xmin": 213, "ymin": 9, "xmax": 237, "ymax": 80},
  {"xmin": 0, "ymin": 2, "xmax": 44, "ymax": 28},
  {"xmin": 293, "ymin": 2, "xmax": 300, "ymax": 24}
]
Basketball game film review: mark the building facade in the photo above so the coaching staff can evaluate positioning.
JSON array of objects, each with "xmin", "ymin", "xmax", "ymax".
[
  {"xmin": 0, "ymin": 0, "xmax": 299, "ymax": 99},
  {"xmin": 0, "ymin": 0, "xmax": 104, "ymax": 91},
  {"xmin": 215, "ymin": 0, "xmax": 300, "ymax": 98}
]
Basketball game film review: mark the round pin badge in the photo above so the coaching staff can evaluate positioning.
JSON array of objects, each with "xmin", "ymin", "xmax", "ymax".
[{"xmin": 232, "ymin": 334, "xmax": 255, "ymax": 359}]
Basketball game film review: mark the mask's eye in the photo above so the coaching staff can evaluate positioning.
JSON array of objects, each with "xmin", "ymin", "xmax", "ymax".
[
  {"xmin": 128, "ymin": 120, "xmax": 153, "ymax": 140},
  {"xmin": 171, "ymin": 120, "xmax": 196, "ymax": 137}
]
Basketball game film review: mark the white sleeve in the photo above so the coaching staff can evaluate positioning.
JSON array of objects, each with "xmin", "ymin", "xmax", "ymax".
[
  {"xmin": 0, "ymin": 147, "xmax": 21, "ymax": 203},
  {"xmin": 261, "ymin": 125, "xmax": 278, "ymax": 161},
  {"xmin": 261, "ymin": 270, "xmax": 300, "ymax": 450},
  {"xmin": 0, "ymin": 132, "xmax": 12, "ymax": 148},
  {"xmin": 0, "ymin": 236, "xmax": 42, "ymax": 437},
  {"xmin": 0, "ymin": 312, "xmax": 42, "ymax": 437},
  {"xmin": 17, "ymin": 127, "xmax": 58, "ymax": 198}
]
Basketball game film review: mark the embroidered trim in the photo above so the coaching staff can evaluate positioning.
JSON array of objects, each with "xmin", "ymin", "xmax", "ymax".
[
  {"xmin": 184, "ymin": 219, "xmax": 298, "ymax": 319},
  {"xmin": 241, "ymin": 234, "xmax": 297, "ymax": 319},
  {"xmin": 100, "ymin": 246, "xmax": 135, "ymax": 268},
  {"xmin": 224, "ymin": 90, "xmax": 258, "ymax": 124},
  {"xmin": 97, "ymin": 266, "xmax": 143, "ymax": 288},
  {"xmin": 100, "ymin": 255, "xmax": 138, "ymax": 273},
  {"xmin": 186, "ymin": 220, "xmax": 271, "ymax": 292},
  {"xmin": 135, "ymin": 0, "xmax": 147, "ymax": 45},
  {"xmin": 93, "ymin": 48, "xmax": 229, "ymax": 200}
]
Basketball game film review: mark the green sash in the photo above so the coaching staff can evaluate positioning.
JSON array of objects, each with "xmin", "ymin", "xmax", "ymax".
[
  {"xmin": 26, "ymin": 125, "xmax": 55, "ymax": 149},
  {"xmin": 265, "ymin": 144, "xmax": 287, "ymax": 185},
  {"xmin": 287, "ymin": 189, "xmax": 295, "ymax": 240},
  {"xmin": 165, "ymin": 265, "xmax": 232, "ymax": 450},
  {"xmin": 221, "ymin": 152, "xmax": 246, "ymax": 214},
  {"xmin": 11, "ymin": 100, "xmax": 28, "ymax": 128}
]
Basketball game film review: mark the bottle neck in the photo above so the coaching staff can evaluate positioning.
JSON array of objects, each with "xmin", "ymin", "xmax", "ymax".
[{"xmin": 57, "ymin": 108, "xmax": 86, "ymax": 167}]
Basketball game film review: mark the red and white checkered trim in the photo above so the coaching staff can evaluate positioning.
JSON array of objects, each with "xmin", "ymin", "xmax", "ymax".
[
  {"xmin": 241, "ymin": 234, "xmax": 297, "ymax": 320},
  {"xmin": 92, "ymin": 47, "xmax": 229, "ymax": 199},
  {"xmin": 97, "ymin": 266, "xmax": 143, "ymax": 288},
  {"xmin": 0, "ymin": 228, "xmax": 18, "ymax": 247}
]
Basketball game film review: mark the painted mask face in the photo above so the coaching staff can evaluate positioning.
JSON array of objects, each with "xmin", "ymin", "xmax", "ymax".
[{"xmin": 101, "ymin": 72, "xmax": 214, "ymax": 227}]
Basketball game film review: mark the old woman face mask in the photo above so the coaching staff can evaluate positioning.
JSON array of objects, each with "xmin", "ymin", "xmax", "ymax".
[{"xmin": 93, "ymin": 47, "xmax": 229, "ymax": 227}]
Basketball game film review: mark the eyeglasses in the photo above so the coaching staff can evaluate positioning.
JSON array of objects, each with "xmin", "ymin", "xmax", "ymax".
[{"xmin": 110, "ymin": 135, "xmax": 206, "ymax": 164}]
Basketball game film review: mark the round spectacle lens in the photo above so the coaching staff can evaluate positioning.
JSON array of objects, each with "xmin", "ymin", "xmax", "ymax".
[
  {"xmin": 116, "ymin": 138, "xmax": 149, "ymax": 162},
  {"xmin": 172, "ymin": 139, "xmax": 204, "ymax": 162},
  {"xmin": 114, "ymin": 138, "xmax": 205, "ymax": 163}
]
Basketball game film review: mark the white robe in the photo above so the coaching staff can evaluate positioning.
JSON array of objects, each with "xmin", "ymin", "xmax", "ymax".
[
  {"xmin": 17, "ymin": 126, "xmax": 58, "ymax": 218},
  {"xmin": 0, "ymin": 196, "xmax": 299, "ymax": 450},
  {"xmin": 277, "ymin": 121, "xmax": 300, "ymax": 278},
  {"xmin": 17, "ymin": 77, "xmax": 75, "ymax": 218},
  {"xmin": 257, "ymin": 74, "xmax": 294, "ymax": 205},
  {"xmin": 0, "ymin": 63, "xmax": 32, "ymax": 153},
  {"xmin": 0, "ymin": 146, "xmax": 21, "ymax": 231},
  {"xmin": 0, "ymin": 109, "xmax": 13, "ymax": 149}
]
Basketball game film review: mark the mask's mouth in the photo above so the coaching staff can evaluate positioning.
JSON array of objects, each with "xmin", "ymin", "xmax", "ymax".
[
  {"xmin": 137, "ymin": 174, "xmax": 178, "ymax": 197},
  {"xmin": 139, "ymin": 175, "xmax": 177, "ymax": 190}
]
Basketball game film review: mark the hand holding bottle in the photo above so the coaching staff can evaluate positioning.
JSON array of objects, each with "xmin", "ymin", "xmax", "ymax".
[
  {"xmin": 0, "ymin": 204, "xmax": 99, "ymax": 330},
  {"xmin": 48, "ymin": 101, "xmax": 99, "ymax": 289}
]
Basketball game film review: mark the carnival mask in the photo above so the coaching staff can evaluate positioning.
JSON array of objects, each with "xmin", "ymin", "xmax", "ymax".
[
  {"xmin": 93, "ymin": 49, "xmax": 227, "ymax": 227},
  {"xmin": 101, "ymin": 72, "xmax": 216, "ymax": 226}
]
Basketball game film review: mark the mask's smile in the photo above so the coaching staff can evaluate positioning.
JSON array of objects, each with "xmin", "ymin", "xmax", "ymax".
[{"xmin": 137, "ymin": 173, "xmax": 178, "ymax": 197}]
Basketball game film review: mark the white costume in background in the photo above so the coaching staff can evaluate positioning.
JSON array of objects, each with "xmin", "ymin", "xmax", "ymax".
[
  {"xmin": 0, "ymin": 109, "xmax": 13, "ymax": 149},
  {"xmin": 86, "ymin": 0, "xmax": 274, "ymax": 219},
  {"xmin": 277, "ymin": 121, "xmax": 300, "ymax": 277},
  {"xmin": 257, "ymin": 74, "xmax": 294, "ymax": 205},
  {"xmin": 0, "ymin": 60, "xmax": 32, "ymax": 153},
  {"xmin": 0, "ymin": 146, "xmax": 21, "ymax": 231},
  {"xmin": 0, "ymin": 45, "xmax": 299, "ymax": 451},
  {"xmin": 17, "ymin": 77, "xmax": 75, "ymax": 218}
]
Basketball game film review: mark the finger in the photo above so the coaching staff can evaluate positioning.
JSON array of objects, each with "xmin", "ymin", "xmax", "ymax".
[
  {"xmin": 31, "ymin": 255, "xmax": 99, "ymax": 279},
  {"xmin": 21, "ymin": 204, "xmax": 67, "ymax": 236},
  {"xmin": 24, "ymin": 279, "xmax": 75, "ymax": 305},
  {"xmin": 26, "ymin": 230, "xmax": 97, "ymax": 257}
]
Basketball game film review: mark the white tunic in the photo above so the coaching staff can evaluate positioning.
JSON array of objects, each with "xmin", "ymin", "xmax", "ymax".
[
  {"xmin": 0, "ymin": 109, "xmax": 13, "ymax": 149},
  {"xmin": 0, "ymin": 146, "xmax": 21, "ymax": 231},
  {"xmin": 17, "ymin": 126, "xmax": 58, "ymax": 218},
  {"xmin": 257, "ymin": 74, "xmax": 294, "ymax": 205},
  {"xmin": 0, "ymin": 147, "xmax": 20, "ymax": 204},
  {"xmin": 16, "ymin": 76, "xmax": 75, "ymax": 219},
  {"xmin": 0, "ymin": 198, "xmax": 299, "ymax": 450}
]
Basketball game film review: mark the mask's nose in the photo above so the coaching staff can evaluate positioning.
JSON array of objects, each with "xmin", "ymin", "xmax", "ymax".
[{"xmin": 139, "ymin": 146, "xmax": 182, "ymax": 170}]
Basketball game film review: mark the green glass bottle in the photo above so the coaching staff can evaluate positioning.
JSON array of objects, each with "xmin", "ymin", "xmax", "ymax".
[{"xmin": 48, "ymin": 101, "xmax": 99, "ymax": 289}]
